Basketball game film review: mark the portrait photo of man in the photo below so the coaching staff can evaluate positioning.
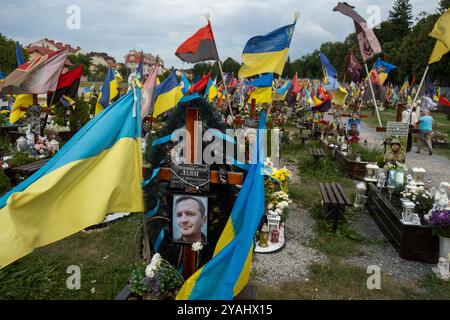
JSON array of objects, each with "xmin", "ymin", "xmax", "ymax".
[{"xmin": 172, "ymin": 195, "xmax": 208, "ymax": 244}]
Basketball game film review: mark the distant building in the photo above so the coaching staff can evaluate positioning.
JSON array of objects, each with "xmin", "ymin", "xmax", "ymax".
[
  {"xmin": 87, "ymin": 52, "xmax": 118, "ymax": 73},
  {"xmin": 26, "ymin": 39, "xmax": 75, "ymax": 72},
  {"xmin": 27, "ymin": 38, "xmax": 83, "ymax": 55},
  {"xmin": 124, "ymin": 50, "xmax": 164, "ymax": 75}
]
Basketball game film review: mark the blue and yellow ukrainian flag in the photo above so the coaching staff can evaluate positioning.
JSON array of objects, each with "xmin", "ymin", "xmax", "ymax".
[
  {"xmin": 205, "ymin": 78, "xmax": 218, "ymax": 103},
  {"xmin": 181, "ymin": 73, "xmax": 191, "ymax": 95},
  {"xmin": 248, "ymin": 73, "xmax": 273, "ymax": 104},
  {"xmin": 60, "ymin": 95, "xmax": 76, "ymax": 107},
  {"xmin": 177, "ymin": 113, "xmax": 267, "ymax": 300},
  {"xmin": 400, "ymin": 76, "xmax": 410, "ymax": 95},
  {"xmin": 305, "ymin": 88, "xmax": 314, "ymax": 105},
  {"xmin": 273, "ymin": 79, "xmax": 291, "ymax": 101},
  {"xmin": 153, "ymin": 71, "xmax": 184, "ymax": 117},
  {"xmin": 95, "ymin": 67, "xmax": 119, "ymax": 115},
  {"xmin": 238, "ymin": 23, "xmax": 296, "ymax": 78},
  {"xmin": 373, "ymin": 59, "xmax": 397, "ymax": 85},
  {"xmin": 0, "ymin": 90, "xmax": 144, "ymax": 269}
]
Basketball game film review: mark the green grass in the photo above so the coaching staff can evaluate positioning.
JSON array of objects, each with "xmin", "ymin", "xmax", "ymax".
[
  {"xmin": 361, "ymin": 109, "xmax": 397, "ymax": 129},
  {"xmin": 254, "ymin": 261, "xmax": 445, "ymax": 300},
  {"xmin": 0, "ymin": 214, "xmax": 143, "ymax": 300}
]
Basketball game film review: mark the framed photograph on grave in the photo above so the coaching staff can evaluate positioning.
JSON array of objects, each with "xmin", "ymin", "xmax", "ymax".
[
  {"xmin": 385, "ymin": 122, "xmax": 408, "ymax": 164},
  {"xmin": 172, "ymin": 194, "xmax": 208, "ymax": 245},
  {"xmin": 347, "ymin": 119, "xmax": 361, "ymax": 144}
]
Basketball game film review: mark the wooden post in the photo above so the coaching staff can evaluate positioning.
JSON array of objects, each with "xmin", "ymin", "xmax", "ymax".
[
  {"xmin": 185, "ymin": 107, "xmax": 199, "ymax": 165},
  {"xmin": 183, "ymin": 106, "xmax": 199, "ymax": 279},
  {"xmin": 396, "ymin": 103, "xmax": 404, "ymax": 122},
  {"xmin": 250, "ymin": 99, "xmax": 256, "ymax": 119}
]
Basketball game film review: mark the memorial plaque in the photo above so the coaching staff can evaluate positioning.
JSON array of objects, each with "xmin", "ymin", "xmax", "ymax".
[
  {"xmin": 170, "ymin": 164, "xmax": 210, "ymax": 192},
  {"xmin": 244, "ymin": 118, "xmax": 259, "ymax": 128},
  {"xmin": 386, "ymin": 121, "xmax": 409, "ymax": 137}
]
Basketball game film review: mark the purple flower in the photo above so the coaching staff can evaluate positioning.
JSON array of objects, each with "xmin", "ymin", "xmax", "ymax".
[{"xmin": 426, "ymin": 209, "xmax": 450, "ymax": 226}]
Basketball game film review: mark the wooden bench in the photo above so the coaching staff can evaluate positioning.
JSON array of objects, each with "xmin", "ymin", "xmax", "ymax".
[
  {"xmin": 310, "ymin": 148, "xmax": 325, "ymax": 161},
  {"xmin": 8, "ymin": 158, "xmax": 50, "ymax": 185},
  {"xmin": 319, "ymin": 182, "xmax": 353, "ymax": 231},
  {"xmin": 299, "ymin": 134, "xmax": 309, "ymax": 144}
]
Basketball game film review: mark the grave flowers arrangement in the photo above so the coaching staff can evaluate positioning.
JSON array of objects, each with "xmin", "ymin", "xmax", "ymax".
[
  {"xmin": 424, "ymin": 209, "xmax": 450, "ymax": 238},
  {"xmin": 264, "ymin": 159, "xmax": 293, "ymax": 223},
  {"xmin": 384, "ymin": 162, "xmax": 408, "ymax": 172},
  {"xmin": 269, "ymin": 166, "xmax": 292, "ymax": 192},
  {"xmin": 267, "ymin": 190, "xmax": 292, "ymax": 223},
  {"xmin": 400, "ymin": 186, "xmax": 434, "ymax": 216},
  {"xmin": 129, "ymin": 253, "xmax": 185, "ymax": 300}
]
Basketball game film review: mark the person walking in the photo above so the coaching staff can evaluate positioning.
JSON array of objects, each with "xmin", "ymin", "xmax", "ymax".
[
  {"xmin": 417, "ymin": 109, "xmax": 434, "ymax": 155},
  {"xmin": 402, "ymin": 106, "xmax": 418, "ymax": 152}
]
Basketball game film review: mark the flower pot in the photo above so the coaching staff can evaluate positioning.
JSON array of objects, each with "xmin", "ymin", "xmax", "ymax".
[{"xmin": 439, "ymin": 236, "xmax": 450, "ymax": 259}]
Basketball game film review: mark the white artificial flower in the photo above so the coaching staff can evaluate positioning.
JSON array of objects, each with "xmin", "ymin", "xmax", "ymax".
[
  {"xmin": 268, "ymin": 203, "xmax": 274, "ymax": 210},
  {"xmin": 275, "ymin": 208, "xmax": 283, "ymax": 215},
  {"xmin": 145, "ymin": 264, "xmax": 156, "ymax": 278},
  {"xmin": 191, "ymin": 241, "xmax": 203, "ymax": 252}
]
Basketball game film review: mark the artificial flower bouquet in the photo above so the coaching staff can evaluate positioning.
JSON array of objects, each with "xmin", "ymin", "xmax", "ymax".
[{"xmin": 129, "ymin": 253, "xmax": 184, "ymax": 300}]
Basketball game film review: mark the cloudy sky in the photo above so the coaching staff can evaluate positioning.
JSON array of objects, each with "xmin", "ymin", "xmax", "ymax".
[{"xmin": 0, "ymin": 0, "xmax": 440, "ymax": 69}]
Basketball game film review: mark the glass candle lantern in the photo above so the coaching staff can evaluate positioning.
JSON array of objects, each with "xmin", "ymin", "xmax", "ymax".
[{"xmin": 412, "ymin": 167, "xmax": 426, "ymax": 185}]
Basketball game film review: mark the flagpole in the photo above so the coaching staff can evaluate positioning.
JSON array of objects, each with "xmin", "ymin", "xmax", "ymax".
[
  {"xmin": 364, "ymin": 63, "xmax": 382, "ymax": 128},
  {"xmin": 205, "ymin": 13, "xmax": 235, "ymax": 122},
  {"xmin": 268, "ymin": 11, "xmax": 300, "ymax": 117},
  {"xmin": 411, "ymin": 65, "xmax": 429, "ymax": 116}
]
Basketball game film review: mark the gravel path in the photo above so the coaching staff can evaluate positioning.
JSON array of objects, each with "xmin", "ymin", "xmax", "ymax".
[
  {"xmin": 251, "ymin": 161, "xmax": 327, "ymax": 284},
  {"xmin": 346, "ymin": 211, "xmax": 432, "ymax": 284}
]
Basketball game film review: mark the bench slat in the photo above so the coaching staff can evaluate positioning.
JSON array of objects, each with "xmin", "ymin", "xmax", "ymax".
[
  {"xmin": 330, "ymin": 183, "xmax": 346, "ymax": 206},
  {"xmin": 324, "ymin": 183, "xmax": 338, "ymax": 205},
  {"xmin": 319, "ymin": 183, "xmax": 331, "ymax": 204},
  {"xmin": 334, "ymin": 183, "xmax": 353, "ymax": 206}
]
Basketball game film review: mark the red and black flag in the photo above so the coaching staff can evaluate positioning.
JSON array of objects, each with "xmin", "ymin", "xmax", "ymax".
[
  {"xmin": 47, "ymin": 65, "xmax": 83, "ymax": 106},
  {"xmin": 175, "ymin": 22, "xmax": 219, "ymax": 63},
  {"xmin": 189, "ymin": 71, "xmax": 212, "ymax": 95}
]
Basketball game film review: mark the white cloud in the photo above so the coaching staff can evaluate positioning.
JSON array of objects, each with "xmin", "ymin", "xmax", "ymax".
[{"xmin": 0, "ymin": 0, "xmax": 440, "ymax": 69}]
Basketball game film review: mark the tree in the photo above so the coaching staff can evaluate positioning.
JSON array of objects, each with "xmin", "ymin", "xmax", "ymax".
[
  {"xmin": 0, "ymin": 33, "xmax": 29, "ymax": 75},
  {"xmin": 282, "ymin": 56, "xmax": 294, "ymax": 78},
  {"xmin": 221, "ymin": 57, "xmax": 240, "ymax": 76},
  {"xmin": 92, "ymin": 64, "xmax": 108, "ymax": 82},
  {"xmin": 67, "ymin": 53, "xmax": 92, "ymax": 76},
  {"xmin": 389, "ymin": 0, "xmax": 413, "ymax": 38},
  {"xmin": 438, "ymin": 0, "xmax": 450, "ymax": 13},
  {"xmin": 117, "ymin": 63, "xmax": 129, "ymax": 83}
]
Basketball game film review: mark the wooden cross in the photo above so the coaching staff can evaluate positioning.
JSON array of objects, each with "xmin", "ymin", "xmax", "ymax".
[{"xmin": 156, "ymin": 106, "xmax": 243, "ymax": 279}]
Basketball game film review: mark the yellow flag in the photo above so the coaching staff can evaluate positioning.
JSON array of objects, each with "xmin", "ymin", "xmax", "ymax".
[
  {"xmin": 10, "ymin": 94, "xmax": 33, "ymax": 124},
  {"xmin": 332, "ymin": 86, "xmax": 348, "ymax": 106},
  {"xmin": 313, "ymin": 96, "xmax": 323, "ymax": 106},
  {"xmin": 429, "ymin": 9, "xmax": 450, "ymax": 50},
  {"xmin": 429, "ymin": 40, "xmax": 449, "ymax": 64},
  {"xmin": 208, "ymin": 84, "xmax": 218, "ymax": 103}
]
